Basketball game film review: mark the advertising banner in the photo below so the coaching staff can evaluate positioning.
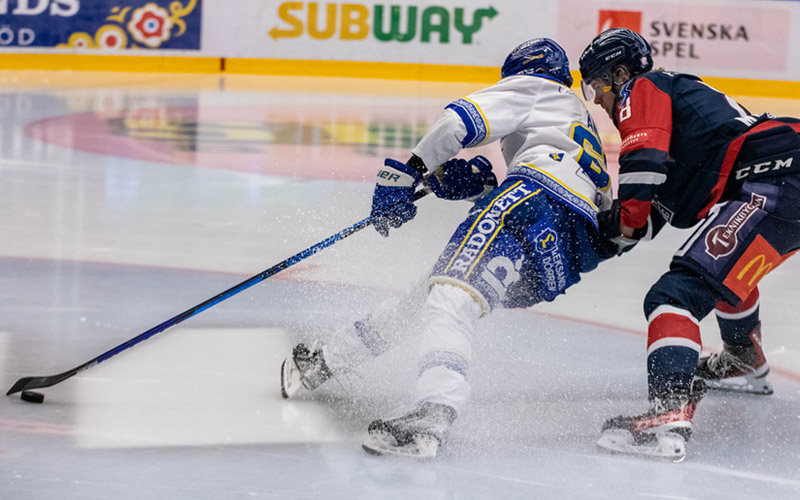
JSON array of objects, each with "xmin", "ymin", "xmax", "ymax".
[
  {"xmin": 2, "ymin": 0, "xmax": 800, "ymax": 85},
  {"xmin": 0, "ymin": 0, "xmax": 201, "ymax": 49},
  {"xmin": 203, "ymin": 0, "xmax": 558, "ymax": 66},
  {"xmin": 557, "ymin": 0, "xmax": 792, "ymax": 77}
]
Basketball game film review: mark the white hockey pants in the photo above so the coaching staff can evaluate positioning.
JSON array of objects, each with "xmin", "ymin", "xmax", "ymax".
[{"xmin": 413, "ymin": 283, "xmax": 483, "ymax": 415}]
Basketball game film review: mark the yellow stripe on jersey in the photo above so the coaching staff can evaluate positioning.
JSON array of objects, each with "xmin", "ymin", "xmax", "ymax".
[
  {"xmin": 519, "ymin": 163, "xmax": 599, "ymax": 211},
  {"xmin": 464, "ymin": 188, "xmax": 541, "ymax": 279},
  {"xmin": 444, "ymin": 181, "xmax": 524, "ymax": 273}
]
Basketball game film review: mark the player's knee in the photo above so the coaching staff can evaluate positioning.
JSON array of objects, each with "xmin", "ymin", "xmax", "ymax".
[
  {"xmin": 643, "ymin": 268, "xmax": 716, "ymax": 321},
  {"xmin": 418, "ymin": 283, "xmax": 483, "ymax": 365},
  {"xmin": 426, "ymin": 279, "xmax": 491, "ymax": 316}
]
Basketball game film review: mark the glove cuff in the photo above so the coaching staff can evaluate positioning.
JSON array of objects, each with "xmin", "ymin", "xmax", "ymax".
[
  {"xmin": 379, "ymin": 158, "xmax": 423, "ymax": 187},
  {"xmin": 407, "ymin": 154, "xmax": 428, "ymax": 175}
]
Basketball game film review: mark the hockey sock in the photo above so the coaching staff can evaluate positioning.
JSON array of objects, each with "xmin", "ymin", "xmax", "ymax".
[
  {"xmin": 714, "ymin": 288, "xmax": 760, "ymax": 347},
  {"xmin": 646, "ymin": 306, "xmax": 702, "ymax": 399}
]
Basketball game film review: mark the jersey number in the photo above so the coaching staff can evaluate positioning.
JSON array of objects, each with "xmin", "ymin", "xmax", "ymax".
[{"xmin": 570, "ymin": 123, "xmax": 610, "ymax": 191}]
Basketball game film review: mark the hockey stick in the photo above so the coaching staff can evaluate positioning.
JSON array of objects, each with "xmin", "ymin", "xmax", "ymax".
[{"xmin": 6, "ymin": 188, "xmax": 432, "ymax": 396}]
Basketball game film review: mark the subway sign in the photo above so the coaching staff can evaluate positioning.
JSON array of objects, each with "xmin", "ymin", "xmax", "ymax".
[{"xmin": 269, "ymin": 2, "xmax": 498, "ymax": 43}]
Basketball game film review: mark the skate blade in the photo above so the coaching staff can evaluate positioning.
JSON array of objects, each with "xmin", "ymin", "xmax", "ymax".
[
  {"xmin": 597, "ymin": 430, "xmax": 686, "ymax": 463},
  {"xmin": 362, "ymin": 432, "xmax": 439, "ymax": 459},
  {"xmin": 701, "ymin": 375, "xmax": 774, "ymax": 395},
  {"xmin": 280, "ymin": 358, "xmax": 303, "ymax": 399}
]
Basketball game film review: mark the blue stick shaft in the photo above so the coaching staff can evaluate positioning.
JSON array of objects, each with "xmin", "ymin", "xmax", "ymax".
[
  {"xmin": 93, "ymin": 215, "xmax": 371, "ymax": 365},
  {"xmin": 6, "ymin": 188, "xmax": 430, "ymax": 395}
]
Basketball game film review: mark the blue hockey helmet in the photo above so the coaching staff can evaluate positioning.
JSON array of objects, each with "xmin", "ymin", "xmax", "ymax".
[
  {"xmin": 578, "ymin": 28, "xmax": 653, "ymax": 99},
  {"xmin": 501, "ymin": 38, "xmax": 573, "ymax": 87}
]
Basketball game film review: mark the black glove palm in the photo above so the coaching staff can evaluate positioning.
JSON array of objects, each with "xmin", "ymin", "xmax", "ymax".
[{"xmin": 597, "ymin": 200, "xmax": 641, "ymax": 256}]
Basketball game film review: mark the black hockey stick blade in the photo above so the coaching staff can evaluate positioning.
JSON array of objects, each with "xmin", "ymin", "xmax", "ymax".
[
  {"xmin": 7, "ymin": 355, "xmax": 101, "ymax": 395},
  {"xmin": 7, "ymin": 372, "xmax": 75, "ymax": 396},
  {"xmin": 6, "ymin": 187, "xmax": 432, "ymax": 396}
]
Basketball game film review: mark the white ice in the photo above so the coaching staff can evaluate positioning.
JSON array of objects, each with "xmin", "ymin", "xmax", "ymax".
[{"xmin": 1, "ymin": 72, "xmax": 799, "ymax": 500}]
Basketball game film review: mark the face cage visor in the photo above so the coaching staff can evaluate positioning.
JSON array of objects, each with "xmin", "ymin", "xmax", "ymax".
[{"xmin": 580, "ymin": 76, "xmax": 612, "ymax": 102}]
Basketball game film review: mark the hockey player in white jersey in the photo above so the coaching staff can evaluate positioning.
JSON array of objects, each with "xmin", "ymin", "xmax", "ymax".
[{"xmin": 281, "ymin": 38, "xmax": 618, "ymax": 457}]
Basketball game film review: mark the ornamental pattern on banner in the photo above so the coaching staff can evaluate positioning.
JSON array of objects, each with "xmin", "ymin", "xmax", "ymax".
[{"xmin": 0, "ymin": 0, "xmax": 201, "ymax": 49}]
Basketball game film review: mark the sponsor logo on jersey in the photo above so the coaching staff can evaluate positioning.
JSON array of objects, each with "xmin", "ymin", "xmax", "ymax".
[
  {"xmin": 705, "ymin": 193, "xmax": 766, "ymax": 259},
  {"xmin": 620, "ymin": 131, "xmax": 649, "ymax": 149},
  {"xmin": 534, "ymin": 228, "xmax": 567, "ymax": 293},
  {"xmin": 723, "ymin": 234, "xmax": 782, "ymax": 300},
  {"xmin": 446, "ymin": 182, "xmax": 536, "ymax": 275},
  {"xmin": 481, "ymin": 255, "xmax": 523, "ymax": 304},
  {"xmin": 734, "ymin": 156, "xmax": 795, "ymax": 180},
  {"xmin": 534, "ymin": 228, "xmax": 558, "ymax": 253}
]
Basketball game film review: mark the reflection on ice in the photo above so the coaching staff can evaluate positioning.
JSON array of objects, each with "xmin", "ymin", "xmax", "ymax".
[{"xmin": 1, "ymin": 73, "xmax": 799, "ymax": 499}]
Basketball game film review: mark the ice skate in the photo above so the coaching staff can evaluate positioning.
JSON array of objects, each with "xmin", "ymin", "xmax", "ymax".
[
  {"xmin": 280, "ymin": 343, "xmax": 332, "ymax": 399},
  {"xmin": 597, "ymin": 381, "xmax": 706, "ymax": 462},
  {"xmin": 696, "ymin": 323, "xmax": 773, "ymax": 395},
  {"xmin": 362, "ymin": 402, "xmax": 457, "ymax": 459}
]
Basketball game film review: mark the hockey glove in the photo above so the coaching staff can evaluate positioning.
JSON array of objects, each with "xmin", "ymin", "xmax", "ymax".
[
  {"xmin": 428, "ymin": 155, "xmax": 498, "ymax": 201},
  {"xmin": 597, "ymin": 200, "xmax": 642, "ymax": 256},
  {"xmin": 371, "ymin": 158, "xmax": 424, "ymax": 237}
]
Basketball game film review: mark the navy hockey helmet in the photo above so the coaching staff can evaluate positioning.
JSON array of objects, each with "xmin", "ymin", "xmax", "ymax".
[
  {"xmin": 578, "ymin": 28, "xmax": 653, "ymax": 100},
  {"xmin": 501, "ymin": 38, "xmax": 573, "ymax": 87}
]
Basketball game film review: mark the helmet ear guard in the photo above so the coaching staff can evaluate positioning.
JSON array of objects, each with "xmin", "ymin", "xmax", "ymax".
[{"xmin": 501, "ymin": 38, "xmax": 573, "ymax": 87}]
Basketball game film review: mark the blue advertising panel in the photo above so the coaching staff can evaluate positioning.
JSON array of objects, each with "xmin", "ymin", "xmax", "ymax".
[{"xmin": 0, "ymin": 0, "xmax": 201, "ymax": 49}]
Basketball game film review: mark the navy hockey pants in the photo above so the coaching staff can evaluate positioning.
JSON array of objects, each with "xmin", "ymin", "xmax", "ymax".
[{"xmin": 643, "ymin": 174, "xmax": 800, "ymax": 397}]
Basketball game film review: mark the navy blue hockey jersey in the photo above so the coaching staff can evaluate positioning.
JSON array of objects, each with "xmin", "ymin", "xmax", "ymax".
[{"xmin": 612, "ymin": 71, "xmax": 800, "ymax": 229}]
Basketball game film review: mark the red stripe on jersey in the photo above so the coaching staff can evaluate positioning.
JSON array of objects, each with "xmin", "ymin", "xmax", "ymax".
[
  {"xmin": 620, "ymin": 199, "xmax": 651, "ymax": 230},
  {"xmin": 647, "ymin": 312, "xmax": 701, "ymax": 350},
  {"xmin": 715, "ymin": 287, "xmax": 759, "ymax": 314},
  {"xmin": 618, "ymin": 78, "xmax": 673, "ymax": 155},
  {"xmin": 699, "ymin": 121, "xmax": 800, "ymax": 219}
]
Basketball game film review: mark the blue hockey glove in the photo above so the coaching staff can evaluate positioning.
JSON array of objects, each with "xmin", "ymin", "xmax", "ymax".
[
  {"xmin": 371, "ymin": 158, "xmax": 424, "ymax": 237},
  {"xmin": 428, "ymin": 155, "xmax": 498, "ymax": 201}
]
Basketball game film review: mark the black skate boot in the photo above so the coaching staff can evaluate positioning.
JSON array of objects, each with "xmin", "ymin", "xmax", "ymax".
[
  {"xmin": 696, "ymin": 322, "xmax": 773, "ymax": 395},
  {"xmin": 280, "ymin": 343, "xmax": 332, "ymax": 399},
  {"xmin": 362, "ymin": 402, "xmax": 457, "ymax": 458},
  {"xmin": 597, "ymin": 380, "xmax": 706, "ymax": 462}
]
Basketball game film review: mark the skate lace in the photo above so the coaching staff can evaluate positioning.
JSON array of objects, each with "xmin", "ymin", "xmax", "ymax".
[
  {"xmin": 380, "ymin": 404, "xmax": 456, "ymax": 442},
  {"xmin": 706, "ymin": 349, "xmax": 752, "ymax": 376},
  {"xmin": 295, "ymin": 345, "xmax": 331, "ymax": 388}
]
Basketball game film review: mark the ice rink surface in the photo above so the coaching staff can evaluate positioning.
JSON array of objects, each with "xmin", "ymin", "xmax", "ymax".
[{"xmin": 1, "ymin": 71, "xmax": 799, "ymax": 499}]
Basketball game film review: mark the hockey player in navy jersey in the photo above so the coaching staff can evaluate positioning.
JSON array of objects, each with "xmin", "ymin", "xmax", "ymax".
[
  {"xmin": 280, "ymin": 38, "xmax": 618, "ymax": 458},
  {"xmin": 579, "ymin": 27, "xmax": 800, "ymax": 460}
]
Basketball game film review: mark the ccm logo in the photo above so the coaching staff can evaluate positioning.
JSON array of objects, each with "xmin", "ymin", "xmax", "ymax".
[{"xmin": 735, "ymin": 157, "xmax": 793, "ymax": 180}]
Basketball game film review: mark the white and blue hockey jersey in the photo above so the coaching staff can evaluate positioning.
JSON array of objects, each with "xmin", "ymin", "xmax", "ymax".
[{"xmin": 412, "ymin": 74, "xmax": 613, "ymax": 225}]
